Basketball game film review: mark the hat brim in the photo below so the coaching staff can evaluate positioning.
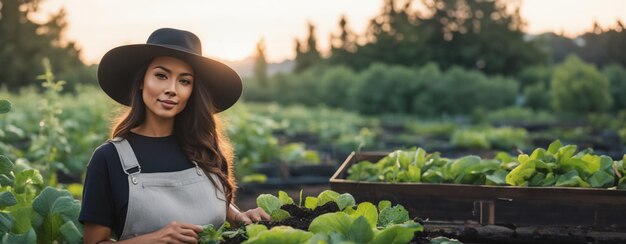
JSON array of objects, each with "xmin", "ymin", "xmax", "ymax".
[{"xmin": 98, "ymin": 44, "xmax": 242, "ymax": 112}]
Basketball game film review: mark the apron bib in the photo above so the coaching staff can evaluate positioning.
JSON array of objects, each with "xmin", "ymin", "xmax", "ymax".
[{"xmin": 110, "ymin": 138, "xmax": 227, "ymax": 240}]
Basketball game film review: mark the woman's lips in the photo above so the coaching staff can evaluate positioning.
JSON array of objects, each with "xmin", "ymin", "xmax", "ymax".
[{"xmin": 158, "ymin": 99, "xmax": 177, "ymax": 109}]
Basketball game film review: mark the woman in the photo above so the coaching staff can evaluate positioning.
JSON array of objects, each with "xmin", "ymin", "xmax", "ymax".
[{"xmin": 79, "ymin": 28, "xmax": 270, "ymax": 243}]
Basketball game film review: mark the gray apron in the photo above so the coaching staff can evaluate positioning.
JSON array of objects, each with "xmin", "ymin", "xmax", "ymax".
[{"xmin": 110, "ymin": 137, "xmax": 227, "ymax": 240}]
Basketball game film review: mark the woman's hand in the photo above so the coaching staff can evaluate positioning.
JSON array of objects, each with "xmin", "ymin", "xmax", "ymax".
[
  {"xmin": 234, "ymin": 207, "xmax": 272, "ymax": 225},
  {"xmin": 147, "ymin": 221, "xmax": 203, "ymax": 244}
]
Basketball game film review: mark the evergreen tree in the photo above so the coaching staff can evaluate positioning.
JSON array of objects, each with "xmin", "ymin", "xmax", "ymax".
[
  {"xmin": 0, "ymin": 0, "xmax": 91, "ymax": 91},
  {"xmin": 420, "ymin": 0, "xmax": 545, "ymax": 75},
  {"xmin": 294, "ymin": 22, "xmax": 321, "ymax": 72},
  {"xmin": 253, "ymin": 38, "xmax": 268, "ymax": 86},
  {"xmin": 328, "ymin": 15, "xmax": 358, "ymax": 66}
]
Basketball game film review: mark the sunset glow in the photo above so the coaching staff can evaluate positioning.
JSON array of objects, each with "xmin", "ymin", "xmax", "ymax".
[{"xmin": 36, "ymin": 0, "xmax": 626, "ymax": 64}]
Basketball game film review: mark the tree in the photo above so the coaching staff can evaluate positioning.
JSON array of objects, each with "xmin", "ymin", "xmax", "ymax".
[
  {"xmin": 294, "ymin": 22, "xmax": 322, "ymax": 72},
  {"xmin": 603, "ymin": 63, "xmax": 626, "ymax": 111},
  {"xmin": 253, "ymin": 38, "xmax": 268, "ymax": 86},
  {"xmin": 420, "ymin": 0, "xmax": 545, "ymax": 75},
  {"xmin": 551, "ymin": 55, "xmax": 612, "ymax": 113},
  {"xmin": 353, "ymin": 0, "xmax": 429, "ymax": 70},
  {"xmin": 0, "ymin": 0, "xmax": 91, "ymax": 91},
  {"xmin": 328, "ymin": 15, "xmax": 358, "ymax": 66}
]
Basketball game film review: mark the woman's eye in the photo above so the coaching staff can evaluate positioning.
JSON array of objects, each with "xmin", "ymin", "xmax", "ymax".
[
  {"xmin": 180, "ymin": 79, "xmax": 192, "ymax": 85},
  {"xmin": 155, "ymin": 73, "xmax": 167, "ymax": 79}
]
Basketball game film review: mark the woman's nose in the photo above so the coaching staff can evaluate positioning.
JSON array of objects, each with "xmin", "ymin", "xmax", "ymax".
[{"xmin": 164, "ymin": 80, "xmax": 177, "ymax": 96}]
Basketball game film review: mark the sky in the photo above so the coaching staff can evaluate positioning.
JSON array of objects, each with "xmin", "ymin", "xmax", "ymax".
[{"xmin": 34, "ymin": 0, "xmax": 626, "ymax": 64}]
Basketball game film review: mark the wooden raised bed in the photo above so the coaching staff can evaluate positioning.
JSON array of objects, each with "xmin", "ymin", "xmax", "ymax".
[{"xmin": 330, "ymin": 152, "xmax": 626, "ymax": 230}]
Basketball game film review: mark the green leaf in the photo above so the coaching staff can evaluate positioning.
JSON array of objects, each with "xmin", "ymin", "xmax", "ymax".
[
  {"xmin": 555, "ymin": 170, "xmax": 590, "ymax": 187},
  {"xmin": 278, "ymin": 191, "xmax": 294, "ymax": 205},
  {"xmin": 9, "ymin": 204, "xmax": 34, "ymax": 233},
  {"xmin": 246, "ymin": 224, "xmax": 268, "ymax": 239},
  {"xmin": 403, "ymin": 165, "xmax": 421, "ymax": 182},
  {"xmin": 0, "ymin": 175, "xmax": 14, "ymax": 187},
  {"xmin": 556, "ymin": 145, "xmax": 577, "ymax": 162},
  {"xmin": 347, "ymin": 216, "xmax": 374, "ymax": 243},
  {"xmin": 305, "ymin": 197, "xmax": 318, "ymax": 210},
  {"xmin": 305, "ymin": 233, "xmax": 329, "ymax": 244},
  {"xmin": 256, "ymin": 194, "xmax": 282, "ymax": 214},
  {"xmin": 547, "ymin": 140, "xmax": 562, "ymax": 154},
  {"xmin": 51, "ymin": 196, "xmax": 76, "ymax": 215},
  {"xmin": 485, "ymin": 170, "xmax": 508, "ymax": 185},
  {"xmin": 588, "ymin": 170, "xmax": 614, "ymax": 188},
  {"xmin": 0, "ymin": 191, "xmax": 17, "ymax": 208},
  {"xmin": 0, "ymin": 156, "xmax": 14, "ymax": 175},
  {"xmin": 14, "ymin": 169, "xmax": 44, "ymax": 193},
  {"xmin": 309, "ymin": 212, "xmax": 353, "ymax": 236},
  {"xmin": 59, "ymin": 221, "xmax": 83, "ymax": 243},
  {"xmin": 270, "ymin": 209, "xmax": 291, "ymax": 221},
  {"xmin": 378, "ymin": 205, "xmax": 409, "ymax": 227},
  {"xmin": 199, "ymin": 224, "xmax": 222, "ymax": 243},
  {"xmin": 243, "ymin": 226, "xmax": 313, "ymax": 244},
  {"xmin": 1, "ymin": 227, "xmax": 36, "ymax": 244},
  {"xmin": 560, "ymin": 157, "xmax": 597, "ymax": 177},
  {"xmin": 421, "ymin": 169, "xmax": 443, "ymax": 183},
  {"xmin": 32, "ymin": 187, "xmax": 73, "ymax": 217},
  {"xmin": 0, "ymin": 212, "xmax": 14, "ymax": 233},
  {"xmin": 32, "ymin": 187, "xmax": 74, "ymax": 243},
  {"xmin": 317, "ymin": 190, "xmax": 341, "ymax": 206},
  {"xmin": 378, "ymin": 200, "xmax": 391, "ymax": 212},
  {"xmin": 336, "ymin": 193, "xmax": 355, "ymax": 210},
  {"xmin": 370, "ymin": 222, "xmax": 420, "ymax": 244},
  {"xmin": 350, "ymin": 202, "xmax": 378, "ymax": 228},
  {"xmin": 450, "ymin": 156, "xmax": 481, "ymax": 178},
  {"xmin": 505, "ymin": 159, "xmax": 537, "ymax": 186},
  {"xmin": 0, "ymin": 100, "xmax": 11, "ymax": 114}
]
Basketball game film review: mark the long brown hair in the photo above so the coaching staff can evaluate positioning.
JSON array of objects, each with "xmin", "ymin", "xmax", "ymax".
[{"xmin": 111, "ymin": 60, "xmax": 237, "ymax": 207}]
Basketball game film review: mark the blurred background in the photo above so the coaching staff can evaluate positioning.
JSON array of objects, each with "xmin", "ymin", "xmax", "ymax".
[{"xmin": 1, "ymin": 0, "xmax": 626, "ymax": 208}]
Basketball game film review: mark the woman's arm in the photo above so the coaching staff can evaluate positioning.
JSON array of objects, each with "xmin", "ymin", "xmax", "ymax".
[
  {"xmin": 225, "ymin": 204, "xmax": 271, "ymax": 226},
  {"xmin": 83, "ymin": 221, "xmax": 202, "ymax": 244}
]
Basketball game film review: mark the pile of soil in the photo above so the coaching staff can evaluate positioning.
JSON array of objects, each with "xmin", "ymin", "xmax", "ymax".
[{"xmin": 256, "ymin": 201, "xmax": 340, "ymax": 230}]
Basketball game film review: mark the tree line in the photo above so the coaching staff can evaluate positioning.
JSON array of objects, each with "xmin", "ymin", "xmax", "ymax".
[{"xmin": 0, "ymin": 0, "xmax": 95, "ymax": 92}]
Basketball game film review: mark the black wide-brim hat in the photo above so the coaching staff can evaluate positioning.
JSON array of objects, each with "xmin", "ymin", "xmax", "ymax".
[{"xmin": 98, "ymin": 28, "xmax": 242, "ymax": 112}]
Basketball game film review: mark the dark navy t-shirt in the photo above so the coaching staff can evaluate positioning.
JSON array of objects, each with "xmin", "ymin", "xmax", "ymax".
[{"xmin": 78, "ymin": 132, "xmax": 195, "ymax": 239}]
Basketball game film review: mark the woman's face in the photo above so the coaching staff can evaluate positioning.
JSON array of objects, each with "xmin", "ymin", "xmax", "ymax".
[{"xmin": 141, "ymin": 56, "xmax": 194, "ymax": 121}]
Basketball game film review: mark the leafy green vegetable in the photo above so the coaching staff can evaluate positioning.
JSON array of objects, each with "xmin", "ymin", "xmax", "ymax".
[
  {"xmin": 505, "ymin": 159, "xmax": 536, "ymax": 186},
  {"xmin": 317, "ymin": 190, "xmax": 341, "ymax": 206},
  {"xmin": 256, "ymin": 194, "xmax": 291, "ymax": 221},
  {"xmin": 308, "ymin": 212, "xmax": 353, "ymax": 236},
  {"xmin": 350, "ymin": 202, "xmax": 378, "ymax": 228},
  {"xmin": 0, "ymin": 100, "xmax": 11, "ymax": 114},
  {"xmin": 378, "ymin": 205, "xmax": 410, "ymax": 227},
  {"xmin": 336, "ymin": 193, "xmax": 356, "ymax": 210},
  {"xmin": 245, "ymin": 224, "xmax": 268, "ymax": 240},
  {"xmin": 278, "ymin": 191, "xmax": 294, "ymax": 205},
  {"xmin": 305, "ymin": 196, "xmax": 318, "ymax": 210},
  {"xmin": 243, "ymin": 226, "xmax": 314, "ymax": 244},
  {"xmin": 370, "ymin": 220, "xmax": 423, "ymax": 244},
  {"xmin": 347, "ymin": 216, "xmax": 374, "ymax": 243}
]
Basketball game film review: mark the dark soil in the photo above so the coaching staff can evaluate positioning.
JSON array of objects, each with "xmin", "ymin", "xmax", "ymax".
[
  {"xmin": 222, "ymin": 234, "xmax": 247, "ymax": 244},
  {"xmin": 255, "ymin": 202, "xmax": 340, "ymax": 231}
]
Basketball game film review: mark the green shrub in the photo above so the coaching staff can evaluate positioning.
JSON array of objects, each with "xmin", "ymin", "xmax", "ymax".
[
  {"xmin": 551, "ymin": 55, "xmax": 612, "ymax": 113},
  {"xmin": 603, "ymin": 63, "xmax": 626, "ymax": 111}
]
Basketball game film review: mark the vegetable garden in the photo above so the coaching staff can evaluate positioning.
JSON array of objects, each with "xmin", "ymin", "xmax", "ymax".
[{"xmin": 2, "ymin": 66, "xmax": 626, "ymax": 243}]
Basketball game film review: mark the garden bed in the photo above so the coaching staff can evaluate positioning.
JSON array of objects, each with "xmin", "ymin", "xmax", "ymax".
[{"xmin": 330, "ymin": 152, "xmax": 626, "ymax": 230}]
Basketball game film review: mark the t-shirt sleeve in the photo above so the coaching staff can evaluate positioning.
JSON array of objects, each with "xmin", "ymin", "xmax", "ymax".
[{"xmin": 79, "ymin": 144, "xmax": 115, "ymax": 228}]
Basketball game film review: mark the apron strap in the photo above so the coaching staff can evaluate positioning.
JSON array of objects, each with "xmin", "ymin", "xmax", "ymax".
[{"xmin": 109, "ymin": 137, "xmax": 141, "ymax": 175}]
